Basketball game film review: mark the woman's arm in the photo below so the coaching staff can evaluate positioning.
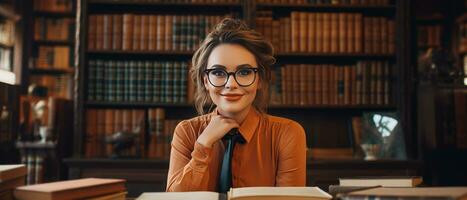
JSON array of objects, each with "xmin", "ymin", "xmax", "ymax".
[
  {"xmin": 166, "ymin": 115, "xmax": 239, "ymax": 191},
  {"xmin": 166, "ymin": 121, "xmax": 214, "ymax": 191},
  {"xmin": 275, "ymin": 121, "xmax": 307, "ymax": 186}
]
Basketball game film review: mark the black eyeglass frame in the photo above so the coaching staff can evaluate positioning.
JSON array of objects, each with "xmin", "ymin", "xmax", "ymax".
[{"xmin": 204, "ymin": 67, "xmax": 259, "ymax": 87}]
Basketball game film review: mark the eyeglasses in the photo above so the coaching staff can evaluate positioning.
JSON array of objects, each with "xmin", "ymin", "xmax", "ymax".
[{"xmin": 204, "ymin": 67, "xmax": 259, "ymax": 87}]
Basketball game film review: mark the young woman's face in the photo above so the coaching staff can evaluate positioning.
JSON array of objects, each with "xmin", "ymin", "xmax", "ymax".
[{"xmin": 204, "ymin": 43, "xmax": 260, "ymax": 115}]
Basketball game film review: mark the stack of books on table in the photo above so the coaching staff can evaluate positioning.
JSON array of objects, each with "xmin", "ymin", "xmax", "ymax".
[
  {"xmin": 0, "ymin": 165, "xmax": 27, "ymax": 200},
  {"xmin": 329, "ymin": 176, "xmax": 423, "ymax": 197},
  {"xmin": 137, "ymin": 187, "xmax": 332, "ymax": 200},
  {"xmin": 13, "ymin": 178, "xmax": 127, "ymax": 200},
  {"xmin": 328, "ymin": 176, "xmax": 467, "ymax": 200},
  {"xmin": 338, "ymin": 187, "xmax": 467, "ymax": 200}
]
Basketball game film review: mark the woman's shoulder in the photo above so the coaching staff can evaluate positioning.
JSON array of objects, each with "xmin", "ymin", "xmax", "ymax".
[
  {"xmin": 263, "ymin": 114, "xmax": 304, "ymax": 132},
  {"xmin": 176, "ymin": 113, "xmax": 211, "ymax": 130}
]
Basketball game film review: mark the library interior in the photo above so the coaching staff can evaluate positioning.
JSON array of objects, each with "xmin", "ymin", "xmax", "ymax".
[{"xmin": 0, "ymin": 0, "xmax": 466, "ymax": 199}]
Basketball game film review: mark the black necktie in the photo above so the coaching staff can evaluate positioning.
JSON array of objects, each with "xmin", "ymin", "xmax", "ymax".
[{"xmin": 218, "ymin": 128, "xmax": 245, "ymax": 193}]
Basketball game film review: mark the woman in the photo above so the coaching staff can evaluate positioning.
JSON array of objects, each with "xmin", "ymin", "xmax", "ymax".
[{"xmin": 166, "ymin": 18, "xmax": 306, "ymax": 192}]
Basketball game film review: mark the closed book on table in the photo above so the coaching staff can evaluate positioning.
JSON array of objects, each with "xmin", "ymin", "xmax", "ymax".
[
  {"xmin": 340, "ymin": 187, "xmax": 467, "ymax": 200},
  {"xmin": 0, "ymin": 165, "xmax": 27, "ymax": 182},
  {"xmin": 137, "ymin": 187, "xmax": 332, "ymax": 200},
  {"xmin": 14, "ymin": 178, "xmax": 126, "ymax": 200},
  {"xmin": 328, "ymin": 185, "xmax": 380, "ymax": 197},
  {"xmin": 0, "ymin": 177, "xmax": 25, "ymax": 192},
  {"xmin": 339, "ymin": 176, "xmax": 423, "ymax": 187}
]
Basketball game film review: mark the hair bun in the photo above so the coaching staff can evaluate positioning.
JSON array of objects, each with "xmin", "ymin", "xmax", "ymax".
[{"xmin": 214, "ymin": 18, "xmax": 250, "ymax": 32}]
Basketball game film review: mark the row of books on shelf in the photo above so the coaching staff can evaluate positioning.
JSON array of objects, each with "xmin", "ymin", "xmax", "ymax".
[
  {"xmin": 271, "ymin": 61, "xmax": 392, "ymax": 106},
  {"xmin": 35, "ymin": 46, "xmax": 72, "ymax": 69},
  {"xmin": 256, "ymin": 11, "xmax": 395, "ymax": 54},
  {"xmin": 34, "ymin": 17, "xmax": 74, "ymax": 41},
  {"xmin": 0, "ymin": 19, "xmax": 14, "ymax": 46},
  {"xmin": 87, "ymin": 60, "xmax": 191, "ymax": 103},
  {"xmin": 85, "ymin": 109, "xmax": 145, "ymax": 158},
  {"xmin": 84, "ymin": 108, "xmax": 181, "ymax": 159},
  {"xmin": 256, "ymin": 0, "xmax": 390, "ymax": 5},
  {"xmin": 458, "ymin": 22, "xmax": 467, "ymax": 52},
  {"xmin": 417, "ymin": 25, "xmax": 442, "ymax": 47},
  {"xmin": 29, "ymin": 75, "xmax": 73, "ymax": 99},
  {"xmin": 87, "ymin": 14, "xmax": 232, "ymax": 52},
  {"xmin": 33, "ymin": 0, "xmax": 73, "ymax": 13}
]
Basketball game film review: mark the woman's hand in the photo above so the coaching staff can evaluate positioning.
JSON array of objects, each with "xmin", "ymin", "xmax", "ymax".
[{"xmin": 197, "ymin": 115, "xmax": 239, "ymax": 148}]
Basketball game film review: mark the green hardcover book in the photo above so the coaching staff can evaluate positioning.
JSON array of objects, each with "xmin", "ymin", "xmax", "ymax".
[
  {"xmin": 160, "ymin": 61, "xmax": 167, "ymax": 103},
  {"xmin": 95, "ymin": 59, "xmax": 104, "ymax": 101},
  {"xmin": 180, "ymin": 16, "xmax": 190, "ymax": 51},
  {"xmin": 199, "ymin": 15, "xmax": 206, "ymax": 43},
  {"xmin": 384, "ymin": 62, "xmax": 390, "ymax": 105},
  {"xmin": 370, "ymin": 61, "xmax": 377, "ymax": 105},
  {"xmin": 87, "ymin": 60, "xmax": 96, "ymax": 101},
  {"xmin": 172, "ymin": 15, "xmax": 179, "ymax": 51},
  {"xmin": 106, "ymin": 60, "xmax": 116, "ymax": 102},
  {"xmin": 355, "ymin": 61, "xmax": 363, "ymax": 105},
  {"xmin": 362, "ymin": 61, "xmax": 370, "ymax": 105},
  {"xmin": 145, "ymin": 60, "xmax": 153, "ymax": 102},
  {"xmin": 153, "ymin": 61, "xmax": 162, "ymax": 103},
  {"xmin": 180, "ymin": 62, "xmax": 188, "ymax": 103},
  {"xmin": 172, "ymin": 61, "xmax": 181, "ymax": 104},
  {"xmin": 165, "ymin": 61, "xmax": 173, "ymax": 103},
  {"xmin": 124, "ymin": 60, "xmax": 131, "ymax": 101},
  {"xmin": 115, "ymin": 61, "xmax": 124, "ymax": 101},
  {"xmin": 129, "ymin": 61, "xmax": 137, "ymax": 102},
  {"xmin": 192, "ymin": 15, "xmax": 200, "ymax": 51},
  {"xmin": 137, "ymin": 61, "xmax": 145, "ymax": 102}
]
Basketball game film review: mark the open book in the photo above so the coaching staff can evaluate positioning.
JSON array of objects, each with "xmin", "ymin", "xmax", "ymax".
[{"xmin": 137, "ymin": 187, "xmax": 332, "ymax": 200}]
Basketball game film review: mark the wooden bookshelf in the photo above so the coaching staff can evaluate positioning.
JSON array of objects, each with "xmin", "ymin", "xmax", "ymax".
[
  {"xmin": 22, "ymin": 0, "xmax": 76, "ymax": 100},
  {"xmin": 16, "ymin": 141, "xmax": 57, "ymax": 149},
  {"xmin": 69, "ymin": 0, "xmax": 417, "ymax": 196},
  {"xmin": 34, "ymin": 40, "xmax": 73, "ymax": 46},
  {"xmin": 32, "ymin": 11, "xmax": 75, "ymax": 18},
  {"xmin": 0, "ymin": 4, "xmax": 20, "ymax": 20},
  {"xmin": 84, "ymin": 101, "xmax": 396, "ymax": 110},
  {"xmin": 88, "ymin": 0, "xmax": 241, "ymax": 7},
  {"xmin": 256, "ymin": 3, "xmax": 396, "ymax": 12},
  {"xmin": 29, "ymin": 68, "xmax": 75, "ymax": 75},
  {"xmin": 85, "ymin": 101, "xmax": 194, "ymax": 108},
  {"xmin": 275, "ymin": 52, "xmax": 395, "ymax": 58},
  {"xmin": 87, "ymin": 50, "xmax": 194, "ymax": 56}
]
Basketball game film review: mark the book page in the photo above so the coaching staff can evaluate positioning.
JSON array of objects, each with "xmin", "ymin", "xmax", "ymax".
[
  {"xmin": 229, "ymin": 187, "xmax": 332, "ymax": 199},
  {"xmin": 137, "ymin": 191, "xmax": 223, "ymax": 200}
]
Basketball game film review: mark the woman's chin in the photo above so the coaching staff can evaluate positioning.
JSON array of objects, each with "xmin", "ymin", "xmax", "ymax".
[{"xmin": 217, "ymin": 102, "xmax": 249, "ymax": 114}]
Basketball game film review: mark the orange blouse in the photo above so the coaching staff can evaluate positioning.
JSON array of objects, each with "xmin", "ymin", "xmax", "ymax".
[{"xmin": 166, "ymin": 108, "xmax": 307, "ymax": 192}]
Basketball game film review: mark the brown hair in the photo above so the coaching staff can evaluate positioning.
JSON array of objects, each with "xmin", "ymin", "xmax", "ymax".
[{"xmin": 191, "ymin": 18, "xmax": 275, "ymax": 115}]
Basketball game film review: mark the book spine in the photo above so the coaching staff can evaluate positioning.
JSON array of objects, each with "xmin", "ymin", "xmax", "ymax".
[
  {"xmin": 122, "ymin": 14, "xmax": 134, "ymax": 51},
  {"xmin": 145, "ymin": 61, "xmax": 153, "ymax": 102},
  {"xmin": 112, "ymin": 14, "xmax": 123, "ymax": 50},
  {"xmin": 165, "ymin": 61, "xmax": 173, "ymax": 103}
]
